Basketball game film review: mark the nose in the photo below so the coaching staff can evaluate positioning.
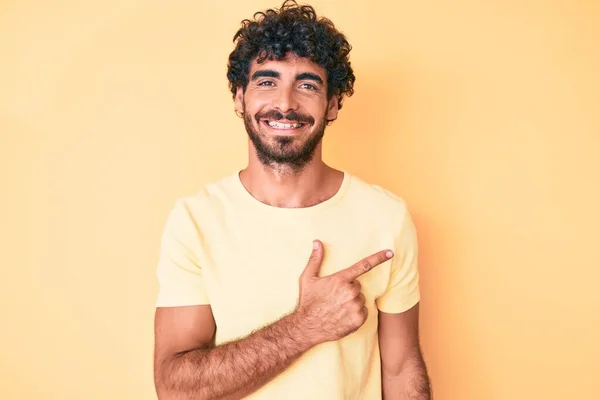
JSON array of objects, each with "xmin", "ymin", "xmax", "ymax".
[{"xmin": 273, "ymin": 86, "xmax": 299, "ymax": 114}]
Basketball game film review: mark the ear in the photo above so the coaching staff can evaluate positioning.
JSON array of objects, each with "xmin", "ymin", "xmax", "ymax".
[
  {"xmin": 326, "ymin": 96, "xmax": 339, "ymax": 122},
  {"xmin": 234, "ymin": 86, "xmax": 244, "ymax": 115}
]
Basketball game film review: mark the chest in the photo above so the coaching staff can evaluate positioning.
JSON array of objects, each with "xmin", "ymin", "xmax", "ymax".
[{"xmin": 198, "ymin": 215, "xmax": 394, "ymax": 342}]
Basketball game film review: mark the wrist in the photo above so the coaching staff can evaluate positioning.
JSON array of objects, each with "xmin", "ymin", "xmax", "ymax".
[{"xmin": 286, "ymin": 308, "xmax": 320, "ymax": 351}]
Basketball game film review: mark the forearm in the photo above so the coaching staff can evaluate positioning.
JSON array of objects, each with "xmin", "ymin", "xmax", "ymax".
[
  {"xmin": 382, "ymin": 349, "xmax": 432, "ymax": 400},
  {"xmin": 156, "ymin": 312, "xmax": 313, "ymax": 400}
]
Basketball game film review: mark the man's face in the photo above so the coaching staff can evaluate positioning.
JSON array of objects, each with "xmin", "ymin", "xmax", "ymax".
[{"xmin": 235, "ymin": 53, "xmax": 339, "ymax": 170}]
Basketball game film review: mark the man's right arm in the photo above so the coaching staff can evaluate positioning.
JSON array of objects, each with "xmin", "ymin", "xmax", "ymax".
[
  {"xmin": 154, "ymin": 305, "xmax": 314, "ymax": 400},
  {"xmin": 154, "ymin": 240, "xmax": 394, "ymax": 399}
]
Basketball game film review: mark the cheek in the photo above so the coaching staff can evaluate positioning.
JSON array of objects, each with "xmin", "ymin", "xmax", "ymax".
[
  {"xmin": 244, "ymin": 95, "xmax": 271, "ymax": 114},
  {"xmin": 299, "ymin": 96, "xmax": 328, "ymax": 113}
]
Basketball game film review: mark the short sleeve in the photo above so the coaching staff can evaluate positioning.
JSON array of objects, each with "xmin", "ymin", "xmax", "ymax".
[
  {"xmin": 376, "ymin": 206, "xmax": 420, "ymax": 313},
  {"xmin": 155, "ymin": 199, "xmax": 210, "ymax": 307}
]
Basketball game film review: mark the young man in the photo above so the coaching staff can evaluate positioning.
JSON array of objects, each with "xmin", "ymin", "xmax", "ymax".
[{"xmin": 153, "ymin": 1, "xmax": 432, "ymax": 399}]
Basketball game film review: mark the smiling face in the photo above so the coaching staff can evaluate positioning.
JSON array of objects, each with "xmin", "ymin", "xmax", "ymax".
[{"xmin": 235, "ymin": 53, "xmax": 339, "ymax": 170}]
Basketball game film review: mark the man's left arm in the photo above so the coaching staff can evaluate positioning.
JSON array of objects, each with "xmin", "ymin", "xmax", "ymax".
[
  {"xmin": 378, "ymin": 303, "xmax": 432, "ymax": 399},
  {"xmin": 376, "ymin": 201, "xmax": 432, "ymax": 398}
]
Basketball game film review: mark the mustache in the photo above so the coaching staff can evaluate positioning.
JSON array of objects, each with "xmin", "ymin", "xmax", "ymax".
[{"xmin": 255, "ymin": 110, "xmax": 314, "ymax": 125}]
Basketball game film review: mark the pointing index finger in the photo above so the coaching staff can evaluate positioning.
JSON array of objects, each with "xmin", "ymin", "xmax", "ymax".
[{"xmin": 336, "ymin": 250, "xmax": 394, "ymax": 281}]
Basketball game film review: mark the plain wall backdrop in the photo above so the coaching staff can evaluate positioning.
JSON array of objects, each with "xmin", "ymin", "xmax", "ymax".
[{"xmin": 1, "ymin": 0, "xmax": 599, "ymax": 399}]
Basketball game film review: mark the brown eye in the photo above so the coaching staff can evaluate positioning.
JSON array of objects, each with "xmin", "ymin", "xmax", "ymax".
[{"xmin": 300, "ymin": 83, "xmax": 317, "ymax": 90}]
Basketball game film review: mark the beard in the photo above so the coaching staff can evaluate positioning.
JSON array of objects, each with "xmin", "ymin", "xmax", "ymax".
[{"xmin": 243, "ymin": 105, "xmax": 327, "ymax": 171}]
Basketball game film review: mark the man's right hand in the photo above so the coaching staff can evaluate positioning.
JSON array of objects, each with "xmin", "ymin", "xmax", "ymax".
[{"xmin": 294, "ymin": 240, "xmax": 394, "ymax": 345}]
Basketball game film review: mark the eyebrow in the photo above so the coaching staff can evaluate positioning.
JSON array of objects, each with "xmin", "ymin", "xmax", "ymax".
[
  {"xmin": 251, "ymin": 70, "xmax": 280, "ymax": 80},
  {"xmin": 250, "ymin": 70, "xmax": 324, "ymax": 85},
  {"xmin": 296, "ymin": 72, "xmax": 323, "ymax": 85}
]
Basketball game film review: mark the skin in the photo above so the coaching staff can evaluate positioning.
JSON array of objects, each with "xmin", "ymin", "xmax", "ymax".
[{"xmin": 153, "ymin": 53, "xmax": 432, "ymax": 399}]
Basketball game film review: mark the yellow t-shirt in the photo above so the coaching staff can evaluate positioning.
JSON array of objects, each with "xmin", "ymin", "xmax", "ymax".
[{"xmin": 155, "ymin": 170, "xmax": 420, "ymax": 399}]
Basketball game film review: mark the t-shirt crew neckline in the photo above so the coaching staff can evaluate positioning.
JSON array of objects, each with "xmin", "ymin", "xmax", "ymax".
[{"xmin": 230, "ymin": 169, "xmax": 351, "ymax": 216}]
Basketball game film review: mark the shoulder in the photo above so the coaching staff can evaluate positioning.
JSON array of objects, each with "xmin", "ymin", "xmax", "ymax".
[
  {"xmin": 162, "ymin": 172, "xmax": 239, "ymax": 227},
  {"xmin": 346, "ymin": 172, "xmax": 412, "ymax": 226}
]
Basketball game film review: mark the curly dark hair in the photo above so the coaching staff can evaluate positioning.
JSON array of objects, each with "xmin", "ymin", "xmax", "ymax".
[{"xmin": 226, "ymin": 0, "xmax": 355, "ymax": 110}]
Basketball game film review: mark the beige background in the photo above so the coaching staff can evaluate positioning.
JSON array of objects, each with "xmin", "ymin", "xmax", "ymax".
[{"xmin": 1, "ymin": 0, "xmax": 599, "ymax": 399}]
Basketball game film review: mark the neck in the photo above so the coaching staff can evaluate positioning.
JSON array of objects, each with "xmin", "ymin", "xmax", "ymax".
[{"xmin": 239, "ymin": 150, "xmax": 343, "ymax": 209}]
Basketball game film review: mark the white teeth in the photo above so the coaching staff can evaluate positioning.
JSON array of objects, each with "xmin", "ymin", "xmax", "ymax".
[{"xmin": 267, "ymin": 121, "xmax": 302, "ymax": 129}]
